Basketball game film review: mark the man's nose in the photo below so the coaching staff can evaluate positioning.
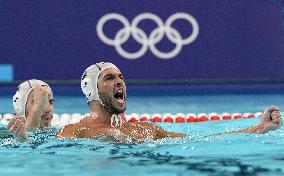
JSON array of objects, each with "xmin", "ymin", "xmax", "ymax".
[{"xmin": 116, "ymin": 77, "xmax": 124, "ymax": 86}]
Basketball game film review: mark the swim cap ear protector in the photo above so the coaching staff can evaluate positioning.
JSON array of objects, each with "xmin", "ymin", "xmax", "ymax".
[
  {"xmin": 81, "ymin": 62, "xmax": 118, "ymax": 104},
  {"xmin": 13, "ymin": 79, "xmax": 49, "ymax": 118}
]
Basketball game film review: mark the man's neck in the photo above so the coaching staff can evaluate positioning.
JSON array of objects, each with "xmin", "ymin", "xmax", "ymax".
[{"xmin": 89, "ymin": 101, "xmax": 112, "ymax": 125}]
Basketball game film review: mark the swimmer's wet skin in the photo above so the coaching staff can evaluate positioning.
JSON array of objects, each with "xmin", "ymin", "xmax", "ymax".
[
  {"xmin": 57, "ymin": 62, "xmax": 281, "ymax": 143},
  {"xmin": 57, "ymin": 62, "xmax": 186, "ymax": 142}
]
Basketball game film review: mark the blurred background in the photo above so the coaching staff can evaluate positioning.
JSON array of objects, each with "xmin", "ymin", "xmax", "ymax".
[{"xmin": 0, "ymin": 0, "xmax": 284, "ymax": 114}]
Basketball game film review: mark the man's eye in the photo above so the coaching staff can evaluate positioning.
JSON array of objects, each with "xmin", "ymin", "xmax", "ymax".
[
  {"xmin": 106, "ymin": 76, "xmax": 114, "ymax": 80},
  {"xmin": 49, "ymin": 100, "xmax": 54, "ymax": 105}
]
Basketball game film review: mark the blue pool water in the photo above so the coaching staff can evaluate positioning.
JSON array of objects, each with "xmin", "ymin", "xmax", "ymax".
[{"xmin": 1, "ymin": 93, "xmax": 284, "ymax": 176}]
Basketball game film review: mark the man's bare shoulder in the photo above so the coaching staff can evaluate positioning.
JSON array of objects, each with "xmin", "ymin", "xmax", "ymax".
[
  {"xmin": 57, "ymin": 121, "xmax": 85, "ymax": 138},
  {"xmin": 63, "ymin": 116, "xmax": 94, "ymax": 130},
  {"xmin": 57, "ymin": 116, "xmax": 111, "ymax": 138},
  {"xmin": 79, "ymin": 115, "xmax": 96, "ymax": 124}
]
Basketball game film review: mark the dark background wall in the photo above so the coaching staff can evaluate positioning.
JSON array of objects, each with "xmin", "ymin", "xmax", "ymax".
[{"xmin": 0, "ymin": 0, "xmax": 283, "ymax": 82}]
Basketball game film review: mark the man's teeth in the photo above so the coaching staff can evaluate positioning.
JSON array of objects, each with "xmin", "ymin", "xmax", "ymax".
[{"xmin": 114, "ymin": 89, "xmax": 124, "ymax": 101}]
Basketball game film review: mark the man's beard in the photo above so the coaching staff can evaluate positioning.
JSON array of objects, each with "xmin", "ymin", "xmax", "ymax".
[{"xmin": 99, "ymin": 93, "xmax": 126, "ymax": 114}]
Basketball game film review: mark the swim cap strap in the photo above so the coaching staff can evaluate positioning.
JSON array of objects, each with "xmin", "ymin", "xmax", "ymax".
[{"xmin": 111, "ymin": 114, "xmax": 122, "ymax": 128}]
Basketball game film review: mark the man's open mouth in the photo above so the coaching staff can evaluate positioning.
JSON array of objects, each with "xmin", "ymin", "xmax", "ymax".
[{"xmin": 114, "ymin": 89, "xmax": 125, "ymax": 104}]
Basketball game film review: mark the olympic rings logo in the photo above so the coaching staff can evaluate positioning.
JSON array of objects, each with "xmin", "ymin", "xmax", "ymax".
[{"xmin": 96, "ymin": 12, "xmax": 199, "ymax": 59}]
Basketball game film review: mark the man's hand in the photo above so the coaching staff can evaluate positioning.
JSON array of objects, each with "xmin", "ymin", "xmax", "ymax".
[
  {"xmin": 25, "ymin": 85, "xmax": 51, "ymax": 131},
  {"xmin": 271, "ymin": 108, "xmax": 282, "ymax": 125},
  {"xmin": 7, "ymin": 117, "xmax": 28, "ymax": 141},
  {"xmin": 32, "ymin": 85, "xmax": 50, "ymax": 110},
  {"xmin": 261, "ymin": 105, "xmax": 280, "ymax": 122},
  {"xmin": 256, "ymin": 105, "xmax": 282, "ymax": 133}
]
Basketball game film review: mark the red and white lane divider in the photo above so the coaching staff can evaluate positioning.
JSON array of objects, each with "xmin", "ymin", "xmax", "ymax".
[
  {"xmin": 123, "ymin": 112, "xmax": 262, "ymax": 123},
  {"xmin": 0, "ymin": 112, "xmax": 263, "ymax": 127}
]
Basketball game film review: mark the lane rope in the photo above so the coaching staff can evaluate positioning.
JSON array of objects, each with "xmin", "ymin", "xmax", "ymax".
[{"xmin": 0, "ymin": 112, "xmax": 262, "ymax": 127}]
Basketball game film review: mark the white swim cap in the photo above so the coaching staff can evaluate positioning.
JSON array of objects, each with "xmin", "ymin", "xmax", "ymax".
[
  {"xmin": 13, "ymin": 79, "xmax": 49, "ymax": 118},
  {"xmin": 81, "ymin": 62, "xmax": 118, "ymax": 104}
]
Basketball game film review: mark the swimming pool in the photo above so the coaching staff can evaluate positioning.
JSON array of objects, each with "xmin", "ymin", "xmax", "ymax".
[{"xmin": 0, "ymin": 92, "xmax": 284, "ymax": 176}]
